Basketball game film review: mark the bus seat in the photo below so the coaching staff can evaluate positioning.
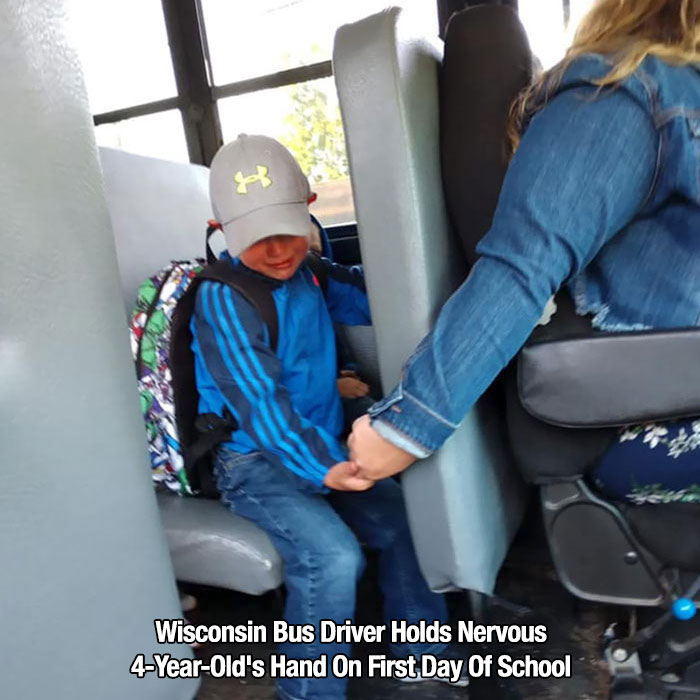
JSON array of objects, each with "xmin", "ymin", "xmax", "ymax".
[
  {"xmin": 100, "ymin": 148, "xmax": 214, "ymax": 313},
  {"xmin": 333, "ymin": 6, "xmax": 529, "ymax": 594},
  {"xmin": 99, "ymin": 147, "xmax": 284, "ymax": 595},
  {"xmin": 0, "ymin": 2, "xmax": 197, "ymax": 699},
  {"xmin": 157, "ymin": 495, "xmax": 283, "ymax": 595}
]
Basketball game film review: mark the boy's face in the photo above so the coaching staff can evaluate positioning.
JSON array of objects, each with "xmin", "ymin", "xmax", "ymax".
[{"xmin": 240, "ymin": 234, "xmax": 310, "ymax": 280}]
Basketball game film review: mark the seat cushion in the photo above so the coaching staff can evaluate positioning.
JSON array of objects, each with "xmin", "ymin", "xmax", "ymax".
[
  {"xmin": 157, "ymin": 493, "xmax": 283, "ymax": 595},
  {"xmin": 505, "ymin": 361, "xmax": 616, "ymax": 484}
]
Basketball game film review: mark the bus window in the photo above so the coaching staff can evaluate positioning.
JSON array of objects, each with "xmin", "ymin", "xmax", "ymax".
[
  {"xmin": 94, "ymin": 110, "xmax": 189, "ymax": 164},
  {"xmin": 64, "ymin": 0, "xmax": 438, "ymax": 226},
  {"xmin": 519, "ymin": 0, "xmax": 597, "ymax": 69},
  {"xmin": 200, "ymin": 0, "xmax": 439, "ymax": 86},
  {"xmin": 217, "ymin": 76, "xmax": 352, "ymax": 226},
  {"xmin": 66, "ymin": 0, "xmax": 188, "ymax": 162},
  {"xmin": 66, "ymin": 0, "xmax": 176, "ymax": 114},
  {"xmin": 201, "ymin": 0, "xmax": 438, "ymax": 226}
]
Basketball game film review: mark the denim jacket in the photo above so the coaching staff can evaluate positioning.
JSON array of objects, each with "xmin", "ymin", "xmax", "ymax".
[{"xmin": 370, "ymin": 54, "xmax": 700, "ymax": 457}]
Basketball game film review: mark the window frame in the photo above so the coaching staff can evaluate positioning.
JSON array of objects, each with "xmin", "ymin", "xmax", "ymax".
[
  {"xmin": 90, "ymin": 0, "xmax": 572, "ymax": 167},
  {"xmin": 93, "ymin": 0, "xmax": 337, "ymax": 166}
]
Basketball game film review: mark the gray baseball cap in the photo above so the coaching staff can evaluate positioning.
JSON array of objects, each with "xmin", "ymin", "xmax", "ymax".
[{"xmin": 209, "ymin": 134, "xmax": 312, "ymax": 258}]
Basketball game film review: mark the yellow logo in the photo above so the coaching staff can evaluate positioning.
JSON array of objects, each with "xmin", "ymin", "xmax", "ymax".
[{"xmin": 234, "ymin": 165, "xmax": 272, "ymax": 194}]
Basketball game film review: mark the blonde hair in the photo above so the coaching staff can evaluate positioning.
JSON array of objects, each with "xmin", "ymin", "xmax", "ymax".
[{"xmin": 507, "ymin": 0, "xmax": 700, "ymax": 153}]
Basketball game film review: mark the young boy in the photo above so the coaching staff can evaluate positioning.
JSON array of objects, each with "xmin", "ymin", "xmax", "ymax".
[{"xmin": 191, "ymin": 134, "xmax": 461, "ymax": 700}]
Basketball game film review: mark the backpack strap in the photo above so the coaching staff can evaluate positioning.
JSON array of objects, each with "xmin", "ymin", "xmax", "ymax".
[
  {"xmin": 305, "ymin": 251, "xmax": 329, "ymax": 297},
  {"xmin": 169, "ymin": 260, "xmax": 281, "ymax": 496},
  {"xmin": 197, "ymin": 260, "xmax": 281, "ymax": 350}
]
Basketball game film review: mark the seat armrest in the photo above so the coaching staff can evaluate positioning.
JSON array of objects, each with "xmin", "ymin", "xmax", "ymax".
[{"xmin": 518, "ymin": 327, "xmax": 700, "ymax": 428}]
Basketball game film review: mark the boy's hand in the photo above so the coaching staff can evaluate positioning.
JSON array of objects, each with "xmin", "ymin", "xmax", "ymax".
[
  {"xmin": 323, "ymin": 461, "xmax": 375, "ymax": 491},
  {"xmin": 337, "ymin": 376, "xmax": 370, "ymax": 399}
]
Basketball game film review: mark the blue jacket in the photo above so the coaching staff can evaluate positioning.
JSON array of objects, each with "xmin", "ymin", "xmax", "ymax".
[
  {"xmin": 371, "ymin": 54, "xmax": 700, "ymax": 457},
  {"xmin": 191, "ymin": 253, "xmax": 370, "ymax": 489}
]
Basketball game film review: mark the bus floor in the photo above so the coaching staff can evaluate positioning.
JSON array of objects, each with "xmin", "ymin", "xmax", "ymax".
[{"xmin": 187, "ymin": 547, "xmax": 618, "ymax": 700}]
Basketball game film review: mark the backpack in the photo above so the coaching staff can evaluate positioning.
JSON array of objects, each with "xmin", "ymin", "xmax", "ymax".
[{"xmin": 129, "ymin": 223, "xmax": 329, "ymax": 497}]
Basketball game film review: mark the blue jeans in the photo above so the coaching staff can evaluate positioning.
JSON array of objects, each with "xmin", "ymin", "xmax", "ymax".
[{"xmin": 214, "ymin": 448, "xmax": 448, "ymax": 700}]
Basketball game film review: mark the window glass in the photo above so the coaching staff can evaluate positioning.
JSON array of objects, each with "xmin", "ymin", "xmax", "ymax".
[
  {"xmin": 95, "ymin": 110, "xmax": 189, "ymax": 164},
  {"xmin": 519, "ymin": 0, "xmax": 597, "ymax": 69},
  {"xmin": 201, "ymin": 0, "xmax": 439, "ymax": 86},
  {"xmin": 65, "ymin": 0, "xmax": 178, "ymax": 114},
  {"xmin": 568, "ymin": 0, "xmax": 599, "ymax": 32},
  {"xmin": 218, "ymin": 77, "xmax": 354, "ymax": 225}
]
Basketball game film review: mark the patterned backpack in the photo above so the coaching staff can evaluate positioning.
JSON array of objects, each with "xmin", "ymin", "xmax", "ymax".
[
  {"xmin": 130, "ymin": 259, "xmax": 204, "ymax": 495},
  {"xmin": 129, "ymin": 225, "xmax": 328, "ymax": 497}
]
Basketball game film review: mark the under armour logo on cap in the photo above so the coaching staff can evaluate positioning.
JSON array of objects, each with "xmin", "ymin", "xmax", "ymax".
[
  {"xmin": 234, "ymin": 165, "xmax": 272, "ymax": 194},
  {"xmin": 209, "ymin": 134, "xmax": 313, "ymax": 259}
]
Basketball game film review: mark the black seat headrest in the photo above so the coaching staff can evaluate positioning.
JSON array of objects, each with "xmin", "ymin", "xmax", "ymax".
[{"xmin": 440, "ymin": 5, "xmax": 533, "ymax": 266}]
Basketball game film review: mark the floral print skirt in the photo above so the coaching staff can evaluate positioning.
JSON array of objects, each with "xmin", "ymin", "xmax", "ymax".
[{"xmin": 593, "ymin": 419, "xmax": 700, "ymax": 505}]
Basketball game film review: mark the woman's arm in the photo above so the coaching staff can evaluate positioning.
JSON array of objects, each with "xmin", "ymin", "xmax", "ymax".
[{"xmin": 352, "ymin": 79, "xmax": 659, "ymax": 474}]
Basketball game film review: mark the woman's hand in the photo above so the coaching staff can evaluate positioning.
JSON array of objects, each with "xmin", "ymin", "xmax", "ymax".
[
  {"xmin": 348, "ymin": 415, "xmax": 416, "ymax": 480},
  {"xmin": 323, "ymin": 460, "xmax": 375, "ymax": 491}
]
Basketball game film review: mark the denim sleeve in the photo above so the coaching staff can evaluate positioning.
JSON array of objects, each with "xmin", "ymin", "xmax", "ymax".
[
  {"xmin": 370, "ymin": 82, "xmax": 659, "ymax": 454},
  {"xmin": 193, "ymin": 281, "xmax": 345, "ymax": 489}
]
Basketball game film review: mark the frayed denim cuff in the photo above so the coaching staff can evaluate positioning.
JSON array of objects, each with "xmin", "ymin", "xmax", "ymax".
[
  {"xmin": 372, "ymin": 419, "xmax": 432, "ymax": 459},
  {"xmin": 368, "ymin": 383, "xmax": 456, "ymax": 455}
]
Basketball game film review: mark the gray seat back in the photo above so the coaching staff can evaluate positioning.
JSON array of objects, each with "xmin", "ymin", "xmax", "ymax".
[
  {"xmin": 334, "ymin": 7, "xmax": 527, "ymax": 593},
  {"xmin": 99, "ymin": 149, "xmax": 284, "ymax": 595},
  {"xmin": 0, "ymin": 2, "xmax": 197, "ymax": 699},
  {"xmin": 100, "ymin": 147, "xmax": 214, "ymax": 311}
]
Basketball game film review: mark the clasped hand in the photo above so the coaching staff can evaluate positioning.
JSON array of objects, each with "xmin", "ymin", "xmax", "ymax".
[
  {"xmin": 347, "ymin": 415, "xmax": 416, "ymax": 481},
  {"xmin": 324, "ymin": 416, "xmax": 418, "ymax": 491},
  {"xmin": 323, "ymin": 460, "xmax": 374, "ymax": 491}
]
